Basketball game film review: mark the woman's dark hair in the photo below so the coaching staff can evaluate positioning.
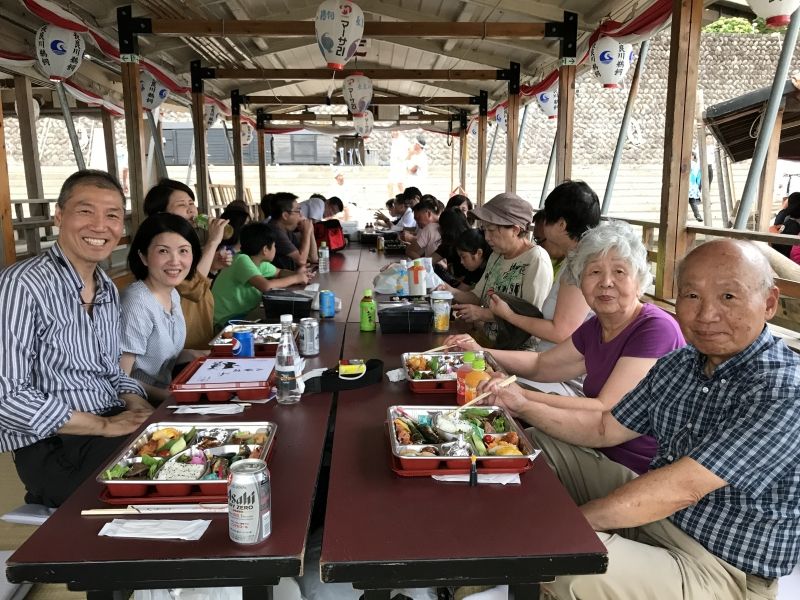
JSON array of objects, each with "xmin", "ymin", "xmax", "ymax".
[
  {"xmin": 143, "ymin": 179, "xmax": 195, "ymax": 217},
  {"xmin": 456, "ymin": 228, "xmax": 492, "ymax": 257},
  {"xmin": 220, "ymin": 200, "xmax": 252, "ymax": 246},
  {"xmin": 413, "ymin": 198, "xmax": 439, "ymax": 215},
  {"xmin": 542, "ymin": 180, "xmax": 601, "ymax": 240},
  {"xmin": 261, "ymin": 191, "xmax": 297, "ymax": 221},
  {"xmin": 446, "ymin": 194, "xmax": 473, "ymax": 212},
  {"xmin": 438, "ymin": 207, "xmax": 470, "ymax": 247},
  {"xmin": 787, "ymin": 192, "xmax": 800, "ymax": 218},
  {"xmin": 239, "ymin": 222, "xmax": 276, "ymax": 256},
  {"xmin": 385, "ymin": 198, "xmax": 395, "ymax": 210},
  {"xmin": 57, "ymin": 170, "xmax": 124, "ymax": 208},
  {"xmin": 128, "ymin": 213, "xmax": 201, "ymax": 281}
]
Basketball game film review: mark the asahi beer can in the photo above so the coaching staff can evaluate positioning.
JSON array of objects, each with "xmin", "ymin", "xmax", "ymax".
[
  {"xmin": 298, "ymin": 317, "xmax": 320, "ymax": 356},
  {"xmin": 232, "ymin": 331, "xmax": 255, "ymax": 357},
  {"xmin": 319, "ymin": 290, "xmax": 336, "ymax": 318},
  {"xmin": 228, "ymin": 459, "xmax": 271, "ymax": 545}
]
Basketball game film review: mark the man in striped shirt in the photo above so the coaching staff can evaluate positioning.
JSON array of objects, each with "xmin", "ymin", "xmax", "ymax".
[
  {"xmin": 484, "ymin": 240, "xmax": 799, "ymax": 599},
  {"xmin": 0, "ymin": 170, "xmax": 152, "ymax": 507}
]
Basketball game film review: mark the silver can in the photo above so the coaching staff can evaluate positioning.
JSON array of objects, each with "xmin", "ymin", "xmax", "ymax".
[
  {"xmin": 228, "ymin": 459, "xmax": 271, "ymax": 545},
  {"xmin": 298, "ymin": 317, "xmax": 320, "ymax": 356}
]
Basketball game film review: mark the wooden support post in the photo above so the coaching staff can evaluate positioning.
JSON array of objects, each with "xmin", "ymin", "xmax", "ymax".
[
  {"xmin": 257, "ymin": 130, "xmax": 266, "ymax": 204},
  {"xmin": 555, "ymin": 65, "xmax": 575, "ymax": 184},
  {"xmin": 459, "ymin": 123, "xmax": 468, "ymax": 192},
  {"xmin": 757, "ymin": 104, "xmax": 784, "ymax": 231},
  {"xmin": 101, "ymin": 111, "xmax": 119, "ymax": 181},
  {"xmin": 14, "ymin": 75, "xmax": 45, "ymax": 255},
  {"xmin": 655, "ymin": 0, "xmax": 704, "ymax": 299},
  {"xmin": 231, "ymin": 90, "xmax": 244, "ymax": 202},
  {"xmin": 505, "ymin": 63, "xmax": 520, "ymax": 194},
  {"xmin": 191, "ymin": 61, "xmax": 211, "ymax": 215},
  {"xmin": 695, "ymin": 90, "xmax": 712, "ymax": 225},
  {"xmin": 476, "ymin": 91, "xmax": 488, "ymax": 206},
  {"xmin": 0, "ymin": 106, "xmax": 14, "ymax": 267}
]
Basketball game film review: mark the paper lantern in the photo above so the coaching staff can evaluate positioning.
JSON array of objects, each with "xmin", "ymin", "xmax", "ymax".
[
  {"xmin": 495, "ymin": 106, "xmax": 507, "ymax": 131},
  {"xmin": 590, "ymin": 36, "xmax": 631, "ymax": 89},
  {"xmin": 353, "ymin": 109, "xmax": 374, "ymax": 138},
  {"xmin": 314, "ymin": 0, "xmax": 364, "ymax": 70},
  {"xmin": 35, "ymin": 24, "xmax": 85, "ymax": 82},
  {"xmin": 342, "ymin": 72, "xmax": 372, "ymax": 115},
  {"xmin": 140, "ymin": 71, "xmax": 169, "ymax": 111},
  {"xmin": 14, "ymin": 98, "xmax": 40, "ymax": 121},
  {"xmin": 536, "ymin": 86, "xmax": 558, "ymax": 120},
  {"xmin": 469, "ymin": 119, "xmax": 479, "ymax": 136},
  {"xmin": 746, "ymin": 0, "xmax": 800, "ymax": 28},
  {"xmin": 203, "ymin": 104, "xmax": 221, "ymax": 130},
  {"xmin": 241, "ymin": 121, "xmax": 255, "ymax": 146}
]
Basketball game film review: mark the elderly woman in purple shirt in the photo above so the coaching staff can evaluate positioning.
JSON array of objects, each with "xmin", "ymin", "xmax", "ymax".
[{"xmin": 447, "ymin": 220, "xmax": 685, "ymax": 474}]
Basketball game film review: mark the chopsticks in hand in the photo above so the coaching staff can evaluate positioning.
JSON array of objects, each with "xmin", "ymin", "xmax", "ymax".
[
  {"xmin": 423, "ymin": 343, "xmax": 460, "ymax": 353},
  {"xmin": 451, "ymin": 375, "xmax": 518, "ymax": 413}
]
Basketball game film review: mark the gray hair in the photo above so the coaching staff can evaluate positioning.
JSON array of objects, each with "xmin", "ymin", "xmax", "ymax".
[{"xmin": 564, "ymin": 220, "xmax": 653, "ymax": 294}]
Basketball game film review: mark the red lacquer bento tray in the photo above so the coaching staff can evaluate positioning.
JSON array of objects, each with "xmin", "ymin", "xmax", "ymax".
[
  {"xmin": 208, "ymin": 323, "xmax": 297, "ymax": 357},
  {"xmin": 388, "ymin": 447, "xmax": 535, "ymax": 478},
  {"xmin": 170, "ymin": 356, "xmax": 275, "ymax": 403},
  {"xmin": 99, "ymin": 487, "xmax": 228, "ymax": 505}
]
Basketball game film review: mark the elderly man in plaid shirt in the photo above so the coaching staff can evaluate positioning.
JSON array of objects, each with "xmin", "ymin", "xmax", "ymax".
[{"xmin": 483, "ymin": 239, "xmax": 799, "ymax": 600}]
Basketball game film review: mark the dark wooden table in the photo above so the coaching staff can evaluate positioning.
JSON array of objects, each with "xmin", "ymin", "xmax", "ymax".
[
  {"xmin": 6, "ymin": 323, "xmax": 347, "ymax": 599},
  {"xmin": 320, "ymin": 324, "xmax": 607, "ymax": 599}
]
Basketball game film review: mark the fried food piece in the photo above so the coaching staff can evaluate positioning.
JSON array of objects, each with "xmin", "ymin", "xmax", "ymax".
[
  {"xmin": 394, "ymin": 418, "xmax": 412, "ymax": 445},
  {"xmin": 151, "ymin": 427, "xmax": 181, "ymax": 441},
  {"xmin": 502, "ymin": 431, "xmax": 519, "ymax": 446}
]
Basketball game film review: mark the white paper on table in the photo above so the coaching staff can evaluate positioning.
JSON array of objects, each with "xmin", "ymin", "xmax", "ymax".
[
  {"xmin": 187, "ymin": 358, "xmax": 275, "ymax": 385},
  {"xmin": 171, "ymin": 404, "xmax": 245, "ymax": 415},
  {"xmin": 431, "ymin": 473, "xmax": 521, "ymax": 485},
  {"xmin": 385, "ymin": 367, "xmax": 406, "ymax": 383},
  {"xmin": 98, "ymin": 519, "xmax": 211, "ymax": 540}
]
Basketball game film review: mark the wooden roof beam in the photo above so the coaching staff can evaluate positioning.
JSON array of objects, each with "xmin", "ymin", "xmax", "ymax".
[
  {"xmin": 244, "ymin": 95, "xmax": 476, "ymax": 106},
  {"xmin": 256, "ymin": 112, "xmax": 459, "ymax": 123},
  {"xmin": 213, "ymin": 68, "xmax": 506, "ymax": 81}
]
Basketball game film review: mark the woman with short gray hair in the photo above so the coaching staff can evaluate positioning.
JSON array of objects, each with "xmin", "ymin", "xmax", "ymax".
[{"xmin": 448, "ymin": 220, "xmax": 685, "ymax": 474}]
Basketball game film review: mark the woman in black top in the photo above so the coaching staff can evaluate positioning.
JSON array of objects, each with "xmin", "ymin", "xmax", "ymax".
[{"xmin": 433, "ymin": 210, "xmax": 491, "ymax": 290}]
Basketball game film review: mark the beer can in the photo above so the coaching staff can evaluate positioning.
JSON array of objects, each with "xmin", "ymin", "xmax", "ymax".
[
  {"xmin": 232, "ymin": 331, "xmax": 255, "ymax": 357},
  {"xmin": 319, "ymin": 290, "xmax": 336, "ymax": 318},
  {"xmin": 376, "ymin": 236, "xmax": 385, "ymax": 252},
  {"xmin": 298, "ymin": 317, "xmax": 320, "ymax": 356},
  {"xmin": 228, "ymin": 459, "xmax": 271, "ymax": 545}
]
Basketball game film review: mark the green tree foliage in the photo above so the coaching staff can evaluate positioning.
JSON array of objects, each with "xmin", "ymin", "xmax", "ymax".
[{"xmin": 702, "ymin": 17, "xmax": 753, "ymax": 34}]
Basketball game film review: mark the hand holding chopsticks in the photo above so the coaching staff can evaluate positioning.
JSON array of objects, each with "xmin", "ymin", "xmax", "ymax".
[
  {"xmin": 448, "ymin": 375, "xmax": 517, "ymax": 414},
  {"xmin": 423, "ymin": 343, "xmax": 460, "ymax": 353}
]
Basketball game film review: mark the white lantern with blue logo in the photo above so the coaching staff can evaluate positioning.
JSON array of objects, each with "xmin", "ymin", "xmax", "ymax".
[
  {"xmin": 590, "ymin": 36, "xmax": 629, "ymax": 89},
  {"xmin": 495, "ymin": 106, "xmax": 507, "ymax": 131},
  {"xmin": 314, "ymin": 0, "xmax": 365, "ymax": 71},
  {"xmin": 140, "ymin": 71, "xmax": 170, "ymax": 111},
  {"xmin": 204, "ymin": 104, "xmax": 220, "ymax": 129},
  {"xmin": 35, "ymin": 24, "xmax": 85, "ymax": 82},
  {"xmin": 240, "ymin": 121, "xmax": 255, "ymax": 146},
  {"xmin": 353, "ymin": 109, "xmax": 374, "ymax": 138},
  {"xmin": 536, "ymin": 86, "xmax": 558, "ymax": 120},
  {"xmin": 746, "ymin": 0, "xmax": 800, "ymax": 28},
  {"xmin": 342, "ymin": 72, "xmax": 372, "ymax": 115}
]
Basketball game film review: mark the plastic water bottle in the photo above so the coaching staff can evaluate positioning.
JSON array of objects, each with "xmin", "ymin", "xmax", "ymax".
[
  {"xmin": 318, "ymin": 242, "xmax": 330, "ymax": 274},
  {"xmin": 396, "ymin": 260, "xmax": 409, "ymax": 297},
  {"xmin": 275, "ymin": 314, "xmax": 302, "ymax": 404}
]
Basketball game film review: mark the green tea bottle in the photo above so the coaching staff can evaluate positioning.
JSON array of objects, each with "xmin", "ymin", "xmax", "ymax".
[{"xmin": 360, "ymin": 289, "xmax": 377, "ymax": 332}]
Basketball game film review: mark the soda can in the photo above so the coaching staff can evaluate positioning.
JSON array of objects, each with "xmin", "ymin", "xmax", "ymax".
[
  {"xmin": 232, "ymin": 331, "xmax": 255, "ymax": 357},
  {"xmin": 319, "ymin": 290, "xmax": 336, "ymax": 318},
  {"xmin": 298, "ymin": 317, "xmax": 320, "ymax": 356},
  {"xmin": 228, "ymin": 459, "xmax": 271, "ymax": 545}
]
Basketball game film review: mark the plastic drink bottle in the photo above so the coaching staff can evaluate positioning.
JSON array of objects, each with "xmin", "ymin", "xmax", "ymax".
[
  {"xmin": 359, "ymin": 289, "xmax": 377, "ymax": 332},
  {"xmin": 463, "ymin": 357, "xmax": 491, "ymax": 404},
  {"xmin": 396, "ymin": 260, "xmax": 409, "ymax": 296},
  {"xmin": 195, "ymin": 213, "xmax": 234, "ymax": 239},
  {"xmin": 408, "ymin": 259, "xmax": 426, "ymax": 296},
  {"xmin": 455, "ymin": 351, "xmax": 476, "ymax": 405},
  {"xmin": 275, "ymin": 314, "xmax": 302, "ymax": 404},
  {"xmin": 318, "ymin": 241, "xmax": 330, "ymax": 274}
]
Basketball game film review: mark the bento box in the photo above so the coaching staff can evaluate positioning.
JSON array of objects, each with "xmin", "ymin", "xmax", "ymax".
[
  {"xmin": 169, "ymin": 357, "xmax": 275, "ymax": 403},
  {"xmin": 402, "ymin": 352, "xmax": 465, "ymax": 393},
  {"xmin": 388, "ymin": 405, "xmax": 539, "ymax": 476},
  {"xmin": 97, "ymin": 422, "xmax": 276, "ymax": 500},
  {"xmin": 209, "ymin": 322, "xmax": 297, "ymax": 357}
]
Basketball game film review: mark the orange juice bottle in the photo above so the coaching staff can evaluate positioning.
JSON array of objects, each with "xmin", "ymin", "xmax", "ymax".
[
  {"xmin": 455, "ymin": 351, "xmax": 476, "ymax": 404},
  {"xmin": 463, "ymin": 358, "xmax": 490, "ymax": 404}
]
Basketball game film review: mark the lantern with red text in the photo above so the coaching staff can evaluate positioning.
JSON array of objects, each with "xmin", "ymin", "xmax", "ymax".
[
  {"xmin": 35, "ymin": 24, "xmax": 84, "ymax": 81},
  {"xmin": 315, "ymin": 0, "xmax": 365, "ymax": 70},
  {"xmin": 342, "ymin": 72, "xmax": 373, "ymax": 115}
]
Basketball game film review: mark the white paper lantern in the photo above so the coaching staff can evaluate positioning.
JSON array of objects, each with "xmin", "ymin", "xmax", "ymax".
[
  {"xmin": 314, "ymin": 0, "xmax": 365, "ymax": 70},
  {"xmin": 35, "ymin": 24, "xmax": 85, "ymax": 82},
  {"xmin": 240, "ymin": 121, "xmax": 255, "ymax": 146},
  {"xmin": 590, "ymin": 36, "xmax": 631, "ymax": 89},
  {"xmin": 495, "ymin": 106, "xmax": 507, "ymax": 131},
  {"xmin": 469, "ymin": 119, "xmax": 479, "ymax": 136},
  {"xmin": 203, "ymin": 104, "xmax": 220, "ymax": 129},
  {"xmin": 353, "ymin": 109, "xmax": 374, "ymax": 138},
  {"xmin": 746, "ymin": 0, "xmax": 800, "ymax": 28},
  {"xmin": 342, "ymin": 72, "xmax": 373, "ymax": 115},
  {"xmin": 14, "ymin": 98, "xmax": 40, "ymax": 121},
  {"xmin": 140, "ymin": 71, "xmax": 169, "ymax": 111},
  {"xmin": 536, "ymin": 86, "xmax": 558, "ymax": 120}
]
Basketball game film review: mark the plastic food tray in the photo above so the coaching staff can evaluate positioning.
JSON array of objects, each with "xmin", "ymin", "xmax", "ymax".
[
  {"xmin": 402, "ymin": 352, "xmax": 465, "ymax": 394},
  {"xmin": 208, "ymin": 323, "xmax": 296, "ymax": 357},
  {"xmin": 97, "ymin": 422, "xmax": 276, "ymax": 500},
  {"xmin": 387, "ymin": 406, "xmax": 539, "ymax": 475},
  {"xmin": 169, "ymin": 357, "xmax": 275, "ymax": 403}
]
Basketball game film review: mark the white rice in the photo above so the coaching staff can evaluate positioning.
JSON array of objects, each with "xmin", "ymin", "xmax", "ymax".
[{"xmin": 155, "ymin": 461, "xmax": 207, "ymax": 481}]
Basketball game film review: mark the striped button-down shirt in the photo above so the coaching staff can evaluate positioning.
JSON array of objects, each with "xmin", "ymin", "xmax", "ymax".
[
  {"xmin": 612, "ymin": 328, "xmax": 800, "ymax": 578},
  {"xmin": 0, "ymin": 244, "xmax": 145, "ymax": 452}
]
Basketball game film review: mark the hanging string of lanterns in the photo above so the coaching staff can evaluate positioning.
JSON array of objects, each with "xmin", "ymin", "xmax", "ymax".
[
  {"xmin": 35, "ymin": 24, "xmax": 84, "ymax": 81},
  {"xmin": 590, "ymin": 36, "xmax": 633, "ymax": 89},
  {"xmin": 314, "ymin": 0, "xmax": 365, "ymax": 70}
]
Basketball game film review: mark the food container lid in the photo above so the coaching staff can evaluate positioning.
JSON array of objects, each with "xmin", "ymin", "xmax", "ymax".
[{"xmin": 430, "ymin": 291, "xmax": 453, "ymax": 300}]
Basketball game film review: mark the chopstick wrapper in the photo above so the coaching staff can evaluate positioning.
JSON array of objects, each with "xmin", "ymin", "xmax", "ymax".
[
  {"xmin": 385, "ymin": 368, "xmax": 406, "ymax": 383},
  {"xmin": 432, "ymin": 474, "xmax": 521, "ymax": 485},
  {"xmin": 98, "ymin": 519, "xmax": 211, "ymax": 541},
  {"xmin": 171, "ymin": 404, "xmax": 246, "ymax": 415}
]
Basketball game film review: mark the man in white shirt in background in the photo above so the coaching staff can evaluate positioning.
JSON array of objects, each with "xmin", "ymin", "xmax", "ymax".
[{"xmin": 406, "ymin": 198, "xmax": 441, "ymax": 259}]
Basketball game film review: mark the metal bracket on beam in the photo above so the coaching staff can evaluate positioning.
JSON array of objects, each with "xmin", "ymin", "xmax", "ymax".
[
  {"xmin": 256, "ymin": 110, "xmax": 272, "ymax": 128},
  {"xmin": 559, "ymin": 12, "xmax": 578, "ymax": 59},
  {"xmin": 117, "ymin": 5, "xmax": 151, "ymax": 59},
  {"xmin": 459, "ymin": 110, "xmax": 468, "ymax": 130},
  {"xmin": 478, "ymin": 90, "xmax": 488, "ymax": 116},
  {"xmin": 190, "ymin": 60, "xmax": 216, "ymax": 93},
  {"xmin": 231, "ymin": 89, "xmax": 242, "ymax": 116},
  {"xmin": 507, "ymin": 62, "xmax": 520, "ymax": 95}
]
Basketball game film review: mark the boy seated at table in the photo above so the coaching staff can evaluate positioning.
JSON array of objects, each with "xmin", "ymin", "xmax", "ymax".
[{"xmin": 212, "ymin": 222, "xmax": 312, "ymax": 328}]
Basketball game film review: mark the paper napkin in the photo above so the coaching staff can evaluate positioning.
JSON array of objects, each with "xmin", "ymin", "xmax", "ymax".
[
  {"xmin": 98, "ymin": 519, "xmax": 211, "ymax": 541},
  {"xmin": 385, "ymin": 368, "xmax": 406, "ymax": 383},
  {"xmin": 431, "ymin": 473, "xmax": 521, "ymax": 485}
]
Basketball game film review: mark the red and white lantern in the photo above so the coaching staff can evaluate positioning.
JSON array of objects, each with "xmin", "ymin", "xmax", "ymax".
[
  {"xmin": 314, "ymin": 0, "xmax": 364, "ymax": 70},
  {"xmin": 590, "ymin": 36, "xmax": 631, "ymax": 89},
  {"xmin": 35, "ymin": 24, "xmax": 84, "ymax": 81},
  {"xmin": 140, "ymin": 70, "xmax": 169, "ymax": 111},
  {"xmin": 746, "ymin": 0, "xmax": 800, "ymax": 28},
  {"xmin": 240, "ymin": 121, "xmax": 255, "ymax": 146},
  {"xmin": 536, "ymin": 85, "xmax": 558, "ymax": 120},
  {"xmin": 204, "ymin": 104, "xmax": 220, "ymax": 129},
  {"xmin": 342, "ymin": 72, "xmax": 373, "ymax": 115},
  {"xmin": 353, "ymin": 109, "xmax": 374, "ymax": 138}
]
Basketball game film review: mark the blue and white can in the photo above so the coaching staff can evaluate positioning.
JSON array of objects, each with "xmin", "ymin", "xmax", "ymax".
[
  {"xmin": 319, "ymin": 290, "xmax": 336, "ymax": 318},
  {"xmin": 232, "ymin": 331, "xmax": 255, "ymax": 357}
]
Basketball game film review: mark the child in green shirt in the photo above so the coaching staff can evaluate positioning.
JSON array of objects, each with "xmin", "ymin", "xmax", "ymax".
[{"xmin": 213, "ymin": 222, "xmax": 312, "ymax": 327}]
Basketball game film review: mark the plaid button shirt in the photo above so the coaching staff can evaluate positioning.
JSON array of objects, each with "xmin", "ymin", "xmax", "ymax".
[{"xmin": 612, "ymin": 327, "xmax": 800, "ymax": 578}]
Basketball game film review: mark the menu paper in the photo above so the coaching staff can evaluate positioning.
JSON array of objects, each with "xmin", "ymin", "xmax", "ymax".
[{"xmin": 187, "ymin": 358, "xmax": 276, "ymax": 385}]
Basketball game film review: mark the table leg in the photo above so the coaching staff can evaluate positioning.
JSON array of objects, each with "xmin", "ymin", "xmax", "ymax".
[
  {"xmin": 243, "ymin": 585, "xmax": 273, "ymax": 600},
  {"xmin": 362, "ymin": 589, "xmax": 392, "ymax": 600},
  {"xmin": 86, "ymin": 590, "xmax": 132, "ymax": 600},
  {"xmin": 509, "ymin": 583, "xmax": 539, "ymax": 600}
]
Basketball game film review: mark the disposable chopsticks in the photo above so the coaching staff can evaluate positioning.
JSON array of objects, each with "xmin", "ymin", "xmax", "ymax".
[
  {"xmin": 449, "ymin": 375, "xmax": 518, "ymax": 414},
  {"xmin": 81, "ymin": 503, "xmax": 228, "ymax": 516}
]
